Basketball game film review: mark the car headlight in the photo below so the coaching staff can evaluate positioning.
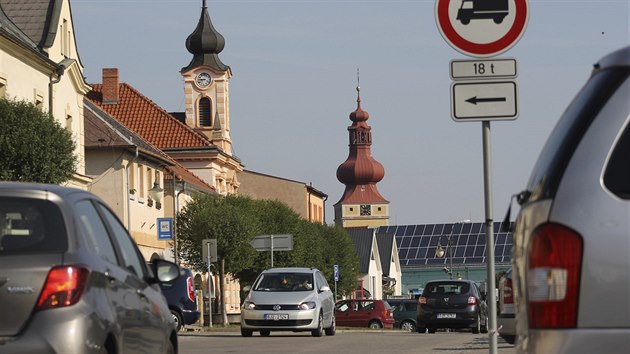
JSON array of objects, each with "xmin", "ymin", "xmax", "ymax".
[
  {"xmin": 299, "ymin": 301, "xmax": 316, "ymax": 310},
  {"xmin": 243, "ymin": 300, "xmax": 256, "ymax": 310}
]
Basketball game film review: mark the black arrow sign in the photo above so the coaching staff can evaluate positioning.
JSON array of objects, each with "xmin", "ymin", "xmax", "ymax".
[{"xmin": 466, "ymin": 96, "xmax": 506, "ymax": 105}]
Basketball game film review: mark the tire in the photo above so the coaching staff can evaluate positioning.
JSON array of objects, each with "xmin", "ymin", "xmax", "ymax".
[
  {"xmin": 501, "ymin": 335, "xmax": 516, "ymax": 345},
  {"xmin": 401, "ymin": 320, "xmax": 416, "ymax": 333},
  {"xmin": 427, "ymin": 327, "xmax": 436, "ymax": 334},
  {"xmin": 472, "ymin": 314, "xmax": 481, "ymax": 334},
  {"xmin": 241, "ymin": 328, "xmax": 253, "ymax": 337},
  {"xmin": 170, "ymin": 310, "xmax": 183, "ymax": 332},
  {"xmin": 165, "ymin": 340, "xmax": 175, "ymax": 354},
  {"xmin": 260, "ymin": 330, "xmax": 270, "ymax": 337},
  {"xmin": 368, "ymin": 320, "xmax": 383, "ymax": 329},
  {"xmin": 311, "ymin": 312, "xmax": 324, "ymax": 337},
  {"xmin": 325, "ymin": 314, "xmax": 336, "ymax": 336},
  {"xmin": 417, "ymin": 326, "xmax": 426, "ymax": 334}
]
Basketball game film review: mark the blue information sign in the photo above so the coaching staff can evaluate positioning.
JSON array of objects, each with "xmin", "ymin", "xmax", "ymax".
[
  {"xmin": 334, "ymin": 264, "xmax": 339, "ymax": 282},
  {"xmin": 157, "ymin": 218, "xmax": 173, "ymax": 240}
]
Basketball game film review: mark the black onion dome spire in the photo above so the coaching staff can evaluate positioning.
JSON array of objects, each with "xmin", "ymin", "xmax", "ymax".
[{"xmin": 182, "ymin": 0, "xmax": 229, "ymax": 72}]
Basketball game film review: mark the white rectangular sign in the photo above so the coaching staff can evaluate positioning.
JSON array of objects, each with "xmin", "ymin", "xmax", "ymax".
[
  {"xmin": 450, "ymin": 59, "xmax": 517, "ymax": 80},
  {"xmin": 250, "ymin": 234, "xmax": 294, "ymax": 251},
  {"xmin": 451, "ymin": 80, "xmax": 518, "ymax": 121}
]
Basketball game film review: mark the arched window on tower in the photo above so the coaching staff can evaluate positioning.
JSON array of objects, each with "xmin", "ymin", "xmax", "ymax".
[{"xmin": 198, "ymin": 97, "xmax": 212, "ymax": 127}]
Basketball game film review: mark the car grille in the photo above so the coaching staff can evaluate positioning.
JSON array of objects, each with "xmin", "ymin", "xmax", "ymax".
[
  {"xmin": 245, "ymin": 319, "xmax": 312, "ymax": 326},
  {"xmin": 254, "ymin": 304, "xmax": 301, "ymax": 311}
]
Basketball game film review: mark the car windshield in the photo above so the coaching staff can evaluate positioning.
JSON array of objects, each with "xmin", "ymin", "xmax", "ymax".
[
  {"xmin": 253, "ymin": 272, "xmax": 314, "ymax": 292},
  {"xmin": 425, "ymin": 282, "xmax": 470, "ymax": 296},
  {"xmin": 0, "ymin": 197, "xmax": 67, "ymax": 255}
]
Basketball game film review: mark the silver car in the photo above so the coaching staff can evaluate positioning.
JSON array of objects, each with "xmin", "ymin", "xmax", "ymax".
[
  {"xmin": 512, "ymin": 46, "xmax": 630, "ymax": 353},
  {"xmin": 241, "ymin": 267, "xmax": 336, "ymax": 337},
  {"xmin": 497, "ymin": 268, "xmax": 515, "ymax": 344},
  {"xmin": 0, "ymin": 182, "xmax": 180, "ymax": 353}
]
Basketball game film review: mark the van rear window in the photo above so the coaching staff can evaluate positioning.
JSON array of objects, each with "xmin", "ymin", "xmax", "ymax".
[{"xmin": 0, "ymin": 197, "xmax": 67, "ymax": 254}]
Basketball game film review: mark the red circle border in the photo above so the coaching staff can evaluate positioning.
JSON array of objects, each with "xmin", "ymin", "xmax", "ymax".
[{"xmin": 437, "ymin": 0, "xmax": 528, "ymax": 57}]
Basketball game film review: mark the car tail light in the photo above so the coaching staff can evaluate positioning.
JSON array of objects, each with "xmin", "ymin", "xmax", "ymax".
[
  {"xmin": 186, "ymin": 276, "xmax": 195, "ymax": 301},
  {"xmin": 36, "ymin": 266, "xmax": 90, "ymax": 310},
  {"xmin": 467, "ymin": 296, "xmax": 477, "ymax": 305},
  {"xmin": 503, "ymin": 278, "xmax": 513, "ymax": 304},
  {"xmin": 527, "ymin": 223, "xmax": 582, "ymax": 329}
]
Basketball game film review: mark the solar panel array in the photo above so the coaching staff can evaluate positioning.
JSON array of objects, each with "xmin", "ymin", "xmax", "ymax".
[{"xmin": 378, "ymin": 222, "xmax": 513, "ymax": 267}]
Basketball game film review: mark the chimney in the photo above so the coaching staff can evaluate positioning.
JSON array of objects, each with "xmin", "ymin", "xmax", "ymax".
[{"xmin": 102, "ymin": 68, "xmax": 119, "ymax": 105}]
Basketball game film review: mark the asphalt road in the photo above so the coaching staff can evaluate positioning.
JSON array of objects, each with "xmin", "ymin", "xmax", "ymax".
[{"xmin": 178, "ymin": 329, "xmax": 516, "ymax": 354}]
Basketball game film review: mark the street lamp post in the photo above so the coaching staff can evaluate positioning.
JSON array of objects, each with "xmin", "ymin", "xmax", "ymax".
[{"xmin": 435, "ymin": 220, "xmax": 470, "ymax": 279}]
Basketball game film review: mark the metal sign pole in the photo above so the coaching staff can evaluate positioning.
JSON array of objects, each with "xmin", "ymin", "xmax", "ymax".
[
  {"xmin": 270, "ymin": 234, "xmax": 274, "ymax": 267},
  {"xmin": 207, "ymin": 242, "xmax": 212, "ymax": 328},
  {"xmin": 482, "ymin": 121, "xmax": 497, "ymax": 354}
]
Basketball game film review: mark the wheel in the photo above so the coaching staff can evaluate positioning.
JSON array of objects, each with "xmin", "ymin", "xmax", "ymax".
[
  {"xmin": 417, "ymin": 326, "xmax": 426, "ymax": 334},
  {"xmin": 325, "ymin": 314, "xmax": 336, "ymax": 336},
  {"xmin": 368, "ymin": 320, "xmax": 383, "ymax": 329},
  {"xmin": 427, "ymin": 327, "xmax": 436, "ymax": 334},
  {"xmin": 260, "ymin": 330, "xmax": 270, "ymax": 337},
  {"xmin": 165, "ymin": 340, "xmax": 175, "ymax": 354},
  {"xmin": 472, "ymin": 314, "xmax": 481, "ymax": 334},
  {"xmin": 170, "ymin": 310, "xmax": 182, "ymax": 332},
  {"xmin": 494, "ymin": 17, "xmax": 504, "ymax": 24},
  {"xmin": 481, "ymin": 315, "xmax": 488, "ymax": 334},
  {"xmin": 401, "ymin": 320, "xmax": 416, "ymax": 333},
  {"xmin": 311, "ymin": 312, "xmax": 323, "ymax": 337},
  {"xmin": 241, "ymin": 328, "xmax": 253, "ymax": 337},
  {"xmin": 460, "ymin": 18, "xmax": 470, "ymax": 25}
]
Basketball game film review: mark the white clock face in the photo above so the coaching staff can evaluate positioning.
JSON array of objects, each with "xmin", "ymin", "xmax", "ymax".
[{"xmin": 195, "ymin": 72, "xmax": 212, "ymax": 88}]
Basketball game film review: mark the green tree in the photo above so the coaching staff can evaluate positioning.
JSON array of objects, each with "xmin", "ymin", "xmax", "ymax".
[{"xmin": 0, "ymin": 98, "xmax": 76, "ymax": 183}]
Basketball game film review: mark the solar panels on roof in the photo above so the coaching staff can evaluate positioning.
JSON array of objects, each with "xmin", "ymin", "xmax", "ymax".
[{"xmin": 378, "ymin": 222, "xmax": 513, "ymax": 267}]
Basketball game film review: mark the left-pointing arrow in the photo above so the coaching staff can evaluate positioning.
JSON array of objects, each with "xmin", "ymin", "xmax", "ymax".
[{"xmin": 465, "ymin": 96, "xmax": 506, "ymax": 105}]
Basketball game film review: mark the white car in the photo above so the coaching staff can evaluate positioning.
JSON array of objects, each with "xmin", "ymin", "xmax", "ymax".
[
  {"xmin": 240, "ymin": 267, "xmax": 335, "ymax": 337},
  {"xmin": 512, "ymin": 45, "xmax": 630, "ymax": 353}
]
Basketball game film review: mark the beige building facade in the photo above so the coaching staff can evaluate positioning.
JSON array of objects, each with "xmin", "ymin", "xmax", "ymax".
[
  {"xmin": 0, "ymin": 0, "xmax": 92, "ymax": 188},
  {"xmin": 238, "ymin": 170, "xmax": 327, "ymax": 224}
]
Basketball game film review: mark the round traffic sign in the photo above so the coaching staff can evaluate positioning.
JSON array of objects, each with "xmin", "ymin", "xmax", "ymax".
[{"xmin": 435, "ymin": 0, "xmax": 529, "ymax": 58}]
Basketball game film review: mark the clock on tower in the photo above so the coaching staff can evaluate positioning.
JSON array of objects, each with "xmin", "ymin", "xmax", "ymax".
[{"xmin": 360, "ymin": 204, "xmax": 371, "ymax": 216}]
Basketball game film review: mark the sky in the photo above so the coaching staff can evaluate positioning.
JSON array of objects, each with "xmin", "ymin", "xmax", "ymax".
[{"xmin": 71, "ymin": 0, "xmax": 629, "ymax": 226}]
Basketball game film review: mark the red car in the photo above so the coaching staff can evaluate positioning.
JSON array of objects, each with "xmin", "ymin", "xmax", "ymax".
[{"xmin": 335, "ymin": 299, "xmax": 395, "ymax": 329}]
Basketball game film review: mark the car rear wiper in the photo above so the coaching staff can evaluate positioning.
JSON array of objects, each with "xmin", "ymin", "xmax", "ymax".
[{"xmin": 500, "ymin": 190, "xmax": 531, "ymax": 232}]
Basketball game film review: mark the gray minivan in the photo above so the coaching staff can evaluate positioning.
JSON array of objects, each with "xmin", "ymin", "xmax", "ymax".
[{"xmin": 512, "ymin": 46, "xmax": 630, "ymax": 353}]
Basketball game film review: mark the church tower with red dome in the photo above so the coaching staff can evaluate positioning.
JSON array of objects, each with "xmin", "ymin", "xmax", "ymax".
[{"xmin": 334, "ymin": 86, "xmax": 389, "ymax": 227}]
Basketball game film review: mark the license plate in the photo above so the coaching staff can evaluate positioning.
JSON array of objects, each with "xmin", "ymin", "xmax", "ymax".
[
  {"xmin": 437, "ymin": 313, "xmax": 456, "ymax": 319},
  {"xmin": 264, "ymin": 313, "xmax": 289, "ymax": 321}
]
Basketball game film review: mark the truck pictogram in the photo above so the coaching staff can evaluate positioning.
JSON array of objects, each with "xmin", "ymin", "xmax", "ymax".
[{"xmin": 457, "ymin": 0, "xmax": 509, "ymax": 25}]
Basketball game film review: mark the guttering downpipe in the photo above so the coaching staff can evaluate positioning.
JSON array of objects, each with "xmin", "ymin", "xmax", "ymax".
[
  {"xmin": 48, "ymin": 66, "xmax": 64, "ymax": 114},
  {"xmin": 126, "ymin": 145, "xmax": 138, "ymax": 230}
]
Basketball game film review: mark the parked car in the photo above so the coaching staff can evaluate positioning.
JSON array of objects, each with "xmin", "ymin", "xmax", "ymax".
[
  {"xmin": 512, "ymin": 46, "xmax": 630, "ymax": 354},
  {"xmin": 335, "ymin": 299, "xmax": 395, "ymax": 329},
  {"xmin": 240, "ymin": 267, "xmax": 335, "ymax": 337},
  {"xmin": 387, "ymin": 298, "xmax": 418, "ymax": 332},
  {"xmin": 160, "ymin": 267, "xmax": 200, "ymax": 331},
  {"xmin": 0, "ymin": 182, "xmax": 179, "ymax": 353},
  {"xmin": 497, "ymin": 268, "xmax": 515, "ymax": 344},
  {"xmin": 417, "ymin": 279, "xmax": 488, "ymax": 334}
]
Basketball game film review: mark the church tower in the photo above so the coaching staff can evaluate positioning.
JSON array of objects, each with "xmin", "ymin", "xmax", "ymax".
[
  {"xmin": 181, "ymin": 0, "xmax": 233, "ymax": 155},
  {"xmin": 334, "ymin": 85, "xmax": 389, "ymax": 228}
]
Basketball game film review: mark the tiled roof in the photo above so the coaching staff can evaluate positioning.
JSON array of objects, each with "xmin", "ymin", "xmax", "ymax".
[
  {"xmin": 375, "ymin": 232, "xmax": 395, "ymax": 275},
  {"xmin": 347, "ymin": 228, "xmax": 376, "ymax": 274},
  {"xmin": 0, "ymin": 0, "xmax": 56, "ymax": 48},
  {"xmin": 84, "ymin": 99, "xmax": 215, "ymax": 194},
  {"xmin": 87, "ymin": 83, "xmax": 217, "ymax": 150}
]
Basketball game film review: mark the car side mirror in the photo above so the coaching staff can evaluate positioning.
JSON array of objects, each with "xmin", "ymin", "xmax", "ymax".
[{"xmin": 148, "ymin": 259, "xmax": 180, "ymax": 284}]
